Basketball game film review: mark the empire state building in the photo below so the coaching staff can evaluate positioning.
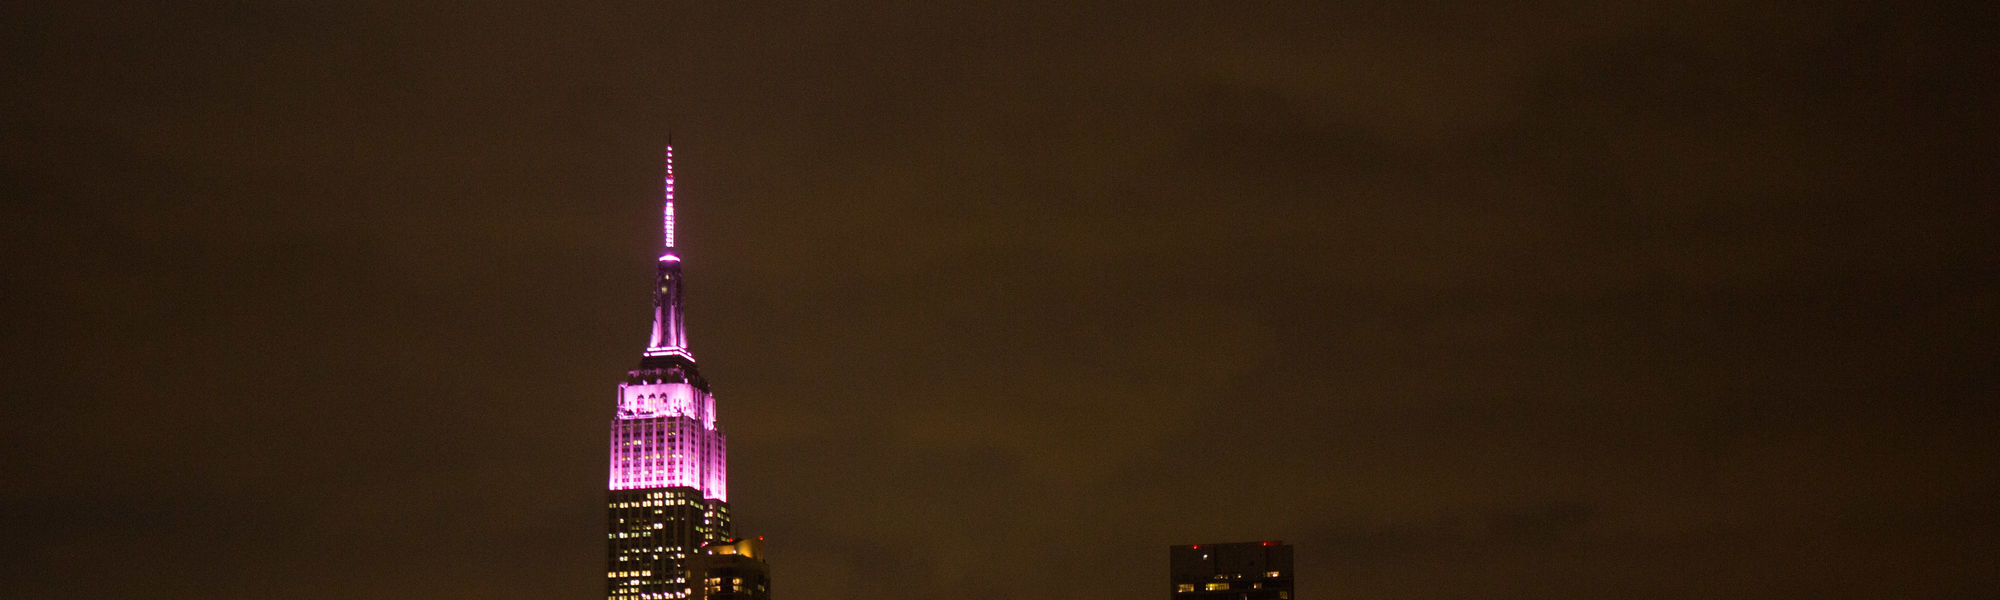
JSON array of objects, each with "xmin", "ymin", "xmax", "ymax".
[{"xmin": 606, "ymin": 146, "xmax": 732, "ymax": 600}]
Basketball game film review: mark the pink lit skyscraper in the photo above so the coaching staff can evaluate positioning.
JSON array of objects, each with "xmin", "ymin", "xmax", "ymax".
[{"xmin": 607, "ymin": 146, "xmax": 732, "ymax": 600}]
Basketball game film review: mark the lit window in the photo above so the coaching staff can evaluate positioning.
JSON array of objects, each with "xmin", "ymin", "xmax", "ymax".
[
  {"xmin": 1206, "ymin": 583, "xmax": 1229, "ymax": 591},
  {"xmin": 1176, "ymin": 584, "xmax": 1196, "ymax": 592},
  {"xmin": 1266, "ymin": 571, "xmax": 1282, "ymax": 578}
]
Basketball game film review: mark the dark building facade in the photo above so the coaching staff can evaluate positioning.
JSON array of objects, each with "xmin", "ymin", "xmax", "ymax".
[
  {"xmin": 689, "ymin": 538, "xmax": 773, "ymax": 600},
  {"xmin": 1170, "ymin": 541, "xmax": 1294, "ymax": 600},
  {"xmin": 607, "ymin": 147, "xmax": 734, "ymax": 600}
]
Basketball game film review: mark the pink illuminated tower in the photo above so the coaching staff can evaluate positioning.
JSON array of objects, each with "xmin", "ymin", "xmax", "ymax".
[{"xmin": 606, "ymin": 146, "xmax": 732, "ymax": 600}]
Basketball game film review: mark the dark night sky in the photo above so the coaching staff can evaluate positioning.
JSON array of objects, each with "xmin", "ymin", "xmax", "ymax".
[{"xmin": 4, "ymin": 2, "xmax": 1996, "ymax": 598}]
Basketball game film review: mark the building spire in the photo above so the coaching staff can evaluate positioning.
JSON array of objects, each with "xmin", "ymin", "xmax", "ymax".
[
  {"xmin": 646, "ymin": 144, "xmax": 690, "ymax": 360},
  {"xmin": 662, "ymin": 144, "xmax": 676, "ymax": 251}
]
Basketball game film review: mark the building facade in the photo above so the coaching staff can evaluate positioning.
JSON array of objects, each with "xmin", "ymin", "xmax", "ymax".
[
  {"xmin": 1170, "ymin": 541, "xmax": 1293, "ymax": 600},
  {"xmin": 608, "ymin": 146, "xmax": 734, "ymax": 600},
  {"xmin": 689, "ymin": 537, "xmax": 773, "ymax": 600}
]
